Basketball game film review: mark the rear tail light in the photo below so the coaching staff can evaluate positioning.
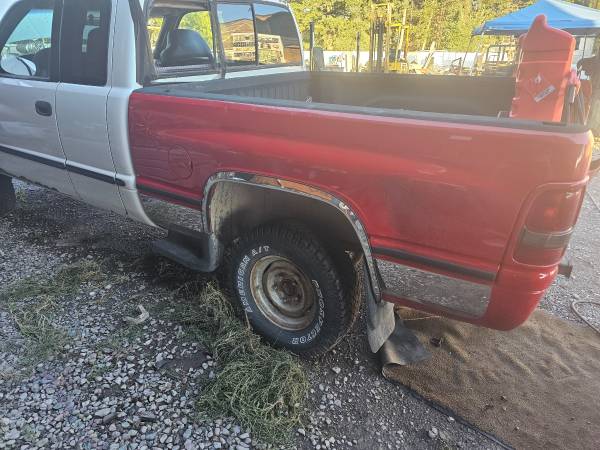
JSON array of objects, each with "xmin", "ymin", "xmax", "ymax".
[
  {"xmin": 514, "ymin": 186, "xmax": 585, "ymax": 266},
  {"xmin": 524, "ymin": 188, "xmax": 584, "ymax": 232}
]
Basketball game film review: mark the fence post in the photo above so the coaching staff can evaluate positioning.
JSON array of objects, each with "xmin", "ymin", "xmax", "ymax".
[
  {"xmin": 309, "ymin": 21, "xmax": 315, "ymax": 71},
  {"xmin": 355, "ymin": 32, "xmax": 361, "ymax": 72}
]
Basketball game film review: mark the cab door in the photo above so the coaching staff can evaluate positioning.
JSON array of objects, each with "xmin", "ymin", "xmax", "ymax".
[
  {"xmin": 55, "ymin": 0, "xmax": 126, "ymax": 214},
  {"xmin": 0, "ymin": 0, "xmax": 77, "ymax": 197}
]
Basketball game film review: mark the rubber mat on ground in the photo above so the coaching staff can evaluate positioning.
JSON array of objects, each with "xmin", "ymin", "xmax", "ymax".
[{"xmin": 384, "ymin": 309, "xmax": 600, "ymax": 450}]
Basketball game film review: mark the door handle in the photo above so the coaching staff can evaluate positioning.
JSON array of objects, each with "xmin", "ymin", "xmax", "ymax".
[{"xmin": 35, "ymin": 101, "xmax": 52, "ymax": 117}]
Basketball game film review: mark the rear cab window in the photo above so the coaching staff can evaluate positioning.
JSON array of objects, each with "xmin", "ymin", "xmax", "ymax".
[
  {"xmin": 146, "ymin": 0, "xmax": 302, "ymax": 81},
  {"xmin": 147, "ymin": 3, "xmax": 218, "ymax": 77},
  {"xmin": 254, "ymin": 3, "xmax": 302, "ymax": 66},
  {"xmin": 216, "ymin": 1, "xmax": 302, "ymax": 69},
  {"xmin": 217, "ymin": 3, "xmax": 256, "ymax": 66}
]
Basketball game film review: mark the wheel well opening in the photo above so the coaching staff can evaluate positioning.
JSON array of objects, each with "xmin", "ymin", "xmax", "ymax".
[{"xmin": 207, "ymin": 181, "xmax": 363, "ymax": 254}]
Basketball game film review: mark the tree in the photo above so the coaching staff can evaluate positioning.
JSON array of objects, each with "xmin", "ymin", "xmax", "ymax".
[
  {"xmin": 290, "ymin": 0, "xmax": 371, "ymax": 50},
  {"xmin": 290, "ymin": 0, "xmax": 596, "ymax": 52},
  {"xmin": 289, "ymin": 0, "xmax": 536, "ymax": 52}
]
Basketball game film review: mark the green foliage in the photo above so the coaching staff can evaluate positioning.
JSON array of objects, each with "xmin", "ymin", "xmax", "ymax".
[
  {"xmin": 291, "ymin": 0, "xmax": 371, "ymax": 50},
  {"xmin": 290, "ymin": 0, "xmax": 593, "ymax": 51},
  {"xmin": 147, "ymin": 17, "xmax": 164, "ymax": 51},
  {"xmin": 0, "ymin": 261, "xmax": 106, "ymax": 379},
  {"xmin": 163, "ymin": 282, "xmax": 308, "ymax": 444},
  {"xmin": 179, "ymin": 11, "xmax": 214, "ymax": 50},
  {"xmin": 1, "ymin": 260, "xmax": 105, "ymax": 303},
  {"xmin": 6, "ymin": 297, "xmax": 69, "ymax": 368}
]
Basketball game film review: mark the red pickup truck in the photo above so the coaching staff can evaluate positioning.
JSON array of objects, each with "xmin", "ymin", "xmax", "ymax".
[{"xmin": 0, "ymin": 0, "xmax": 596, "ymax": 356}]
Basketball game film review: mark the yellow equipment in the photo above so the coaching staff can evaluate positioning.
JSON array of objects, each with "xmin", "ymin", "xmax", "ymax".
[{"xmin": 369, "ymin": 1, "xmax": 411, "ymax": 73}]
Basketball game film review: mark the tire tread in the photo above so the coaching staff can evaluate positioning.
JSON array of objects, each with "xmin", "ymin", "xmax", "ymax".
[{"xmin": 227, "ymin": 222, "xmax": 357, "ymax": 357}]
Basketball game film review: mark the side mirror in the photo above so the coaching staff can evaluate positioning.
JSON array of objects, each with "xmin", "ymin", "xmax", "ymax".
[{"xmin": 0, "ymin": 54, "xmax": 36, "ymax": 77}]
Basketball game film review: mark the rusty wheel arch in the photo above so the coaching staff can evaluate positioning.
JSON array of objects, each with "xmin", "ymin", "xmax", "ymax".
[{"xmin": 202, "ymin": 171, "xmax": 382, "ymax": 300}]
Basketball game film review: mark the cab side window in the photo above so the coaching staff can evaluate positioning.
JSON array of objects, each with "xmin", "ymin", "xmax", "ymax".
[
  {"xmin": 254, "ymin": 3, "xmax": 301, "ymax": 66},
  {"xmin": 60, "ymin": 0, "xmax": 111, "ymax": 86},
  {"xmin": 217, "ymin": 3, "xmax": 256, "ymax": 65},
  {"xmin": 0, "ymin": 0, "xmax": 57, "ymax": 79}
]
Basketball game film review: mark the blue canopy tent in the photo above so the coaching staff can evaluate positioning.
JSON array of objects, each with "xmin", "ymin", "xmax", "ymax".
[
  {"xmin": 460, "ymin": 0, "xmax": 600, "ymax": 74},
  {"xmin": 473, "ymin": 0, "xmax": 600, "ymax": 36}
]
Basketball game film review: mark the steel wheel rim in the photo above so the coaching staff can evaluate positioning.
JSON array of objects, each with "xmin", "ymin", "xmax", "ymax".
[{"xmin": 250, "ymin": 255, "xmax": 316, "ymax": 331}]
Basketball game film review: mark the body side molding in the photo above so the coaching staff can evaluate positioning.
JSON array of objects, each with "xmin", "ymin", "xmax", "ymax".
[
  {"xmin": 373, "ymin": 246, "xmax": 497, "ymax": 282},
  {"xmin": 0, "ymin": 145, "xmax": 125, "ymax": 186}
]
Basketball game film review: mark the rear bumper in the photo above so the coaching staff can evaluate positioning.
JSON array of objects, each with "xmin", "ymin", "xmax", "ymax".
[{"xmin": 377, "ymin": 256, "xmax": 558, "ymax": 331}]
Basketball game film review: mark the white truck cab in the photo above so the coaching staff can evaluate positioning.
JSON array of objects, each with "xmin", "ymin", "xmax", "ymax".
[{"xmin": 0, "ymin": 0, "xmax": 303, "ymax": 224}]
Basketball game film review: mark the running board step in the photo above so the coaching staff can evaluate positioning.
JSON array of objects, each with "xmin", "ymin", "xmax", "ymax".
[{"xmin": 152, "ymin": 225, "xmax": 223, "ymax": 273}]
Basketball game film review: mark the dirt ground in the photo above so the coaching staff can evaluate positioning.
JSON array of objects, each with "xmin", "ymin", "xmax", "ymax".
[
  {"xmin": 385, "ymin": 308, "xmax": 600, "ymax": 450},
  {"xmin": 1, "ymin": 176, "xmax": 598, "ymax": 449}
]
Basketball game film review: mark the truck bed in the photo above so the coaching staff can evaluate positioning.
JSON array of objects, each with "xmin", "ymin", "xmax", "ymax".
[{"xmin": 147, "ymin": 72, "xmax": 517, "ymax": 120}]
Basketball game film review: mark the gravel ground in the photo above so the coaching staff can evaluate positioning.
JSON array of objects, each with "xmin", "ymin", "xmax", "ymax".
[{"xmin": 1, "ymin": 177, "xmax": 598, "ymax": 450}]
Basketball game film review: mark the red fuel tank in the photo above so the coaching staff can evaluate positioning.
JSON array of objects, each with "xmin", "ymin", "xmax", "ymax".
[{"xmin": 510, "ymin": 15, "xmax": 575, "ymax": 122}]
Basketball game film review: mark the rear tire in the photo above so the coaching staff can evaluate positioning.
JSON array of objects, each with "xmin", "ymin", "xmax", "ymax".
[
  {"xmin": 228, "ymin": 222, "xmax": 357, "ymax": 357},
  {"xmin": 0, "ymin": 175, "xmax": 16, "ymax": 217}
]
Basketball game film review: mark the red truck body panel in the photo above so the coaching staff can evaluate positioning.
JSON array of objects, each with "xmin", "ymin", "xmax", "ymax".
[{"xmin": 129, "ymin": 92, "xmax": 592, "ymax": 330}]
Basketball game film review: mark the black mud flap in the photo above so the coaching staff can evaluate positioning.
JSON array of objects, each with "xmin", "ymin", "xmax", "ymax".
[
  {"xmin": 364, "ymin": 268, "xmax": 430, "ymax": 369},
  {"xmin": 378, "ymin": 317, "xmax": 431, "ymax": 369}
]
